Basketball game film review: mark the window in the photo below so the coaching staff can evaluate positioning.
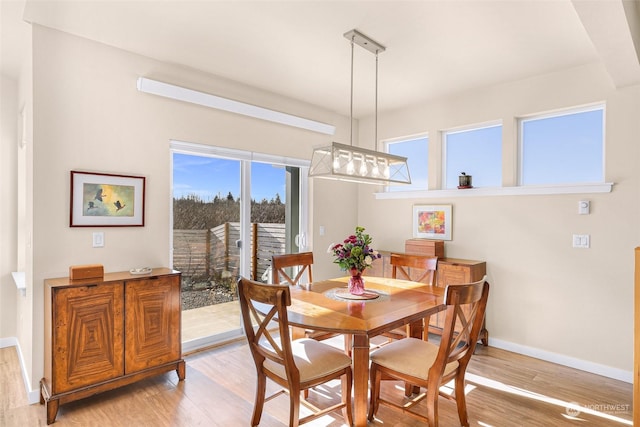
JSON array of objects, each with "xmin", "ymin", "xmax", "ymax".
[
  {"xmin": 385, "ymin": 135, "xmax": 428, "ymax": 191},
  {"xmin": 519, "ymin": 105, "xmax": 604, "ymax": 185},
  {"xmin": 443, "ymin": 124, "xmax": 502, "ymax": 189}
]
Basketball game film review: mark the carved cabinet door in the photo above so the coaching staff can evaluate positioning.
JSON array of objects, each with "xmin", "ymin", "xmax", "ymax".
[
  {"xmin": 124, "ymin": 275, "xmax": 181, "ymax": 373},
  {"xmin": 52, "ymin": 282, "xmax": 125, "ymax": 393}
]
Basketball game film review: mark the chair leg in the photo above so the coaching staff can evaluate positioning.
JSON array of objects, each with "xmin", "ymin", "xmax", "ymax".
[
  {"xmin": 289, "ymin": 384, "xmax": 301, "ymax": 427},
  {"xmin": 341, "ymin": 370, "xmax": 353, "ymax": 426},
  {"xmin": 454, "ymin": 374, "xmax": 470, "ymax": 426},
  {"xmin": 425, "ymin": 377, "xmax": 440, "ymax": 427},
  {"xmin": 344, "ymin": 334, "xmax": 352, "ymax": 357},
  {"xmin": 367, "ymin": 365, "xmax": 381, "ymax": 421},
  {"xmin": 252, "ymin": 373, "xmax": 267, "ymax": 427}
]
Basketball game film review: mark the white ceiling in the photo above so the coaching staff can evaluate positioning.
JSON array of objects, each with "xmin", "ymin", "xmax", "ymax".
[{"xmin": 2, "ymin": 0, "xmax": 640, "ymax": 118}]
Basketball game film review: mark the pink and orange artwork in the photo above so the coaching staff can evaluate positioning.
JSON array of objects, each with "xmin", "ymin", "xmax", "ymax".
[
  {"xmin": 413, "ymin": 205, "xmax": 452, "ymax": 240},
  {"xmin": 417, "ymin": 209, "xmax": 446, "ymax": 235}
]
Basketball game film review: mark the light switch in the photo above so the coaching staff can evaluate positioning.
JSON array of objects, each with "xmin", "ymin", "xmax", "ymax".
[
  {"xmin": 319, "ymin": 225, "xmax": 325, "ymax": 236},
  {"xmin": 93, "ymin": 232, "xmax": 104, "ymax": 248},
  {"xmin": 572, "ymin": 234, "xmax": 590, "ymax": 248}
]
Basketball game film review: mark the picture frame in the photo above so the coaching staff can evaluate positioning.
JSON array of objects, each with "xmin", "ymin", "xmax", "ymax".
[
  {"xmin": 412, "ymin": 204, "xmax": 452, "ymax": 240},
  {"xmin": 70, "ymin": 171, "xmax": 145, "ymax": 227}
]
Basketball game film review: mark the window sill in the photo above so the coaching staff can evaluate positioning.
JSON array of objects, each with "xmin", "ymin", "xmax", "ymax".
[{"xmin": 374, "ymin": 183, "xmax": 614, "ymax": 200}]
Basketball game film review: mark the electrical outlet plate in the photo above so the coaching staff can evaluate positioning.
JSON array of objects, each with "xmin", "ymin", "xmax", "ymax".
[{"xmin": 572, "ymin": 234, "xmax": 590, "ymax": 248}]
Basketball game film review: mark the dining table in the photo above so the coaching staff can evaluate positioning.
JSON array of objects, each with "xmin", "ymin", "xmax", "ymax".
[{"xmin": 285, "ymin": 275, "xmax": 445, "ymax": 427}]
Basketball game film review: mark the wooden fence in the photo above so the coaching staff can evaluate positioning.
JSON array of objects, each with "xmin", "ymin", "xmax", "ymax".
[{"xmin": 173, "ymin": 222, "xmax": 286, "ymax": 283}]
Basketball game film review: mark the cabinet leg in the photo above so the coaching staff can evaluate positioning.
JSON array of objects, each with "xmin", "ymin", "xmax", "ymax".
[
  {"xmin": 176, "ymin": 360, "xmax": 186, "ymax": 380},
  {"xmin": 45, "ymin": 398, "xmax": 59, "ymax": 425},
  {"xmin": 480, "ymin": 328, "xmax": 489, "ymax": 346}
]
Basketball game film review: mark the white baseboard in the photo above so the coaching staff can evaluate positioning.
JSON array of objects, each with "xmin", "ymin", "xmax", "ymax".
[
  {"xmin": 0, "ymin": 338, "xmax": 41, "ymax": 404},
  {"xmin": 489, "ymin": 338, "xmax": 633, "ymax": 383}
]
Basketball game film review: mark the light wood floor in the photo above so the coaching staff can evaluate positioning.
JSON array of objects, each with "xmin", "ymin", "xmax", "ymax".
[{"xmin": 0, "ymin": 338, "xmax": 632, "ymax": 426}]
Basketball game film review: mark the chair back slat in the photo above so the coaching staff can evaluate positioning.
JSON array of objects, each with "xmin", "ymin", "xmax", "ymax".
[
  {"xmin": 272, "ymin": 252, "xmax": 314, "ymax": 286},
  {"xmin": 431, "ymin": 279, "xmax": 489, "ymax": 377},
  {"xmin": 238, "ymin": 278, "xmax": 297, "ymax": 376},
  {"xmin": 390, "ymin": 253, "xmax": 438, "ymax": 285}
]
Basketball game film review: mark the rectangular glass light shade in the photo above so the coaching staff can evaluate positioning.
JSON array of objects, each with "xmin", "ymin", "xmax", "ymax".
[{"xmin": 309, "ymin": 142, "xmax": 411, "ymax": 185}]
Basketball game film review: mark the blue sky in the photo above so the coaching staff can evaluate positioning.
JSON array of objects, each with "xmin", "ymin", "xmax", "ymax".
[{"xmin": 173, "ymin": 153, "xmax": 286, "ymax": 202}]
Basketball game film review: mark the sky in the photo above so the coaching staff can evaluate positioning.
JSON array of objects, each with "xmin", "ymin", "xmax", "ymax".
[{"xmin": 172, "ymin": 153, "xmax": 286, "ymax": 202}]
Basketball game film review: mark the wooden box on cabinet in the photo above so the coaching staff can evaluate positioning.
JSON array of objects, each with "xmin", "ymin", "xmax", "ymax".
[
  {"xmin": 405, "ymin": 239, "xmax": 445, "ymax": 258},
  {"xmin": 41, "ymin": 268, "xmax": 185, "ymax": 424}
]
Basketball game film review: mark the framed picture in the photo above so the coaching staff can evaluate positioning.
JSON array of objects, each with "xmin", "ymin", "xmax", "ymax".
[
  {"xmin": 412, "ymin": 205, "xmax": 452, "ymax": 240},
  {"xmin": 70, "ymin": 171, "xmax": 145, "ymax": 227}
]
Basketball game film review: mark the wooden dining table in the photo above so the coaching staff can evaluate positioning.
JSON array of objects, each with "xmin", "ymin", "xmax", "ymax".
[{"xmin": 286, "ymin": 275, "xmax": 445, "ymax": 427}]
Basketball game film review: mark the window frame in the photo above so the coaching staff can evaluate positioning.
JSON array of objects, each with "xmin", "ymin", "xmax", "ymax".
[
  {"xmin": 518, "ymin": 104, "xmax": 605, "ymax": 186},
  {"xmin": 442, "ymin": 121, "xmax": 503, "ymax": 189}
]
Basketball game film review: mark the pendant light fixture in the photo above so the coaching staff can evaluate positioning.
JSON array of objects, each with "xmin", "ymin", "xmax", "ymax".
[{"xmin": 309, "ymin": 29, "xmax": 411, "ymax": 185}]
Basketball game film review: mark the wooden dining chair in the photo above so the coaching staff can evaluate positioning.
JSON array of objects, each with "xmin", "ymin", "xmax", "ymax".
[
  {"xmin": 238, "ymin": 277, "xmax": 353, "ymax": 427},
  {"xmin": 367, "ymin": 278, "xmax": 490, "ymax": 427},
  {"xmin": 391, "ymin": 252, "xmax": 438, "ymax": 285},
  {"xmin": 383, "ymin": 253, "xmax": 438, "ymax": 341},
  {"xmin": 271, "ymin": 253, "xmax": 339, "ymax": 343},
  {"xmin": 272, "ymin": 252, "xmax": 314, "ymax": 288}
]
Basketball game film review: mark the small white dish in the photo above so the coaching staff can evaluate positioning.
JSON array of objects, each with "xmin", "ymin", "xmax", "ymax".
[{"xmin": 130, "ymin": 267, "xmax": 152, "ymax": 275}]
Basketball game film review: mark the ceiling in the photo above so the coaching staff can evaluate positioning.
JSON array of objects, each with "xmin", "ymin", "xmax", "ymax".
[{"xmin": 2, "ymin": 1, "xmax": 639, "ymax": 118}]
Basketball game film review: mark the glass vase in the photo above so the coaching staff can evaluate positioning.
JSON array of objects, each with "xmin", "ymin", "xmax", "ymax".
[{"xmin": 348, "ymin": 268, "xmax": 365, "ymax": 295}]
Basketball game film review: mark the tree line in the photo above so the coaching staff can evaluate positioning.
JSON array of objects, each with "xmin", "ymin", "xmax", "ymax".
[{"xmin": 173, "ymin": 192, "xmax": 285, "ymax": 229}]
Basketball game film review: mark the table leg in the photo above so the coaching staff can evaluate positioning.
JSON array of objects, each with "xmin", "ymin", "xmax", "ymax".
[{"xmin": 352, "ymin": 334, "xmax": 370, "ymax": 427}]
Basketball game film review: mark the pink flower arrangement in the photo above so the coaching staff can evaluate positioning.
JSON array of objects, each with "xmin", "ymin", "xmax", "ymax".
[{"xmin": 328, "ymin": 226, "xmax": 381, "ymax": 272}]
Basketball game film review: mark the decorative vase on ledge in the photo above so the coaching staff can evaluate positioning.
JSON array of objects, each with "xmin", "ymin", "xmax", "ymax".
[{"xmin": 348, "ymin": 268, "xmax": 365, "ymax": 295}]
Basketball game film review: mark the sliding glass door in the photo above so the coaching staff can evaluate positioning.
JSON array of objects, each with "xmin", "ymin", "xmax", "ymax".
[{"xmin": 171, "ymin": 141, "xmax": 309, "ymax": 351}]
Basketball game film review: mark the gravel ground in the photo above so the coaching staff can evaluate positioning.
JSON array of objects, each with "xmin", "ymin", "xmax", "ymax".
[{"xmin": 181, "ymin": 284, "xmax": 237, "ymax": 310}]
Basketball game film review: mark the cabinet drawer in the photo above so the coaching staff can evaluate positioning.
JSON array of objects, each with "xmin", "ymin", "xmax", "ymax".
[{"xmin": 438, "ymin": 264, "xmax": 470, "ymax": 286}]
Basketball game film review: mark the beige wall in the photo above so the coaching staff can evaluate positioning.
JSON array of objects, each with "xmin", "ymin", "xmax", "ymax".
[
  {"xmin": 357, "ymin": 62, "xmax": 640, "ymax": 378},
  {"xmin": 21, "ymin": 25, "xmax": 356, "ymax": 395}
]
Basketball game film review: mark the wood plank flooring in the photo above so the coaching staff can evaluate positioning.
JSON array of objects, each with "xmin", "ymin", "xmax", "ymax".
[{"xmin": 0, "ymin": 338, "xmax": 632, "ymax": 426}]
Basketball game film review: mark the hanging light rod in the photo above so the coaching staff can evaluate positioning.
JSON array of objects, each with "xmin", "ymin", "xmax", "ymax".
[{"xmin": 309, "ymin": 29, "xmax": 411, "ymax": 186}]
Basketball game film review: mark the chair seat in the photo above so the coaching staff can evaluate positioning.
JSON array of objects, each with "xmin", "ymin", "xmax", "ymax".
[
  {"xmin": 265, "ymin": 338, "xmax": 352, "ymax": 383},
  {"xmin": 370, "ymin": 337, "xmax": 458, "ymax": 380}
]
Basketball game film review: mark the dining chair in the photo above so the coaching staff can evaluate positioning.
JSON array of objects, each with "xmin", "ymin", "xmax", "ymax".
[
  {"xmin": 272, "ymin": 252, "xmax": 314, "ymax": 288},
  {"xmin": 367, "ymin": 278, "xmax": 490, "ymax": 427},
  {"xmin": 238, "ymin": 277, "xmax": 353, "ymax": 427},
  {"xmin": 383, "ymin": 253, "xmax": 438, "ymax": 341},
  {"xmin": 271, "ymin": 253, "xmax": 339, "ymax": 343}
]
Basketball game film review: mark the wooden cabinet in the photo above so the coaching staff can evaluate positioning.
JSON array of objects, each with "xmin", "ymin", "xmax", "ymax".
[
  {"xmin": 41, "ymin": 268, "xmax": 185, "ymax": 424},
  {"xmin": 367, "ymin": 252, "xmax": 488, "ymax": 345}
]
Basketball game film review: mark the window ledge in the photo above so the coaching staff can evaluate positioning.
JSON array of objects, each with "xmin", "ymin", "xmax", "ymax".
[
  {"xmin": 11, "ymin": 272, "xmax": 26, "ymax": 297},
  {"xmin": 374, "ymin": 183, "xmax": 614, "ymax": 200}
]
